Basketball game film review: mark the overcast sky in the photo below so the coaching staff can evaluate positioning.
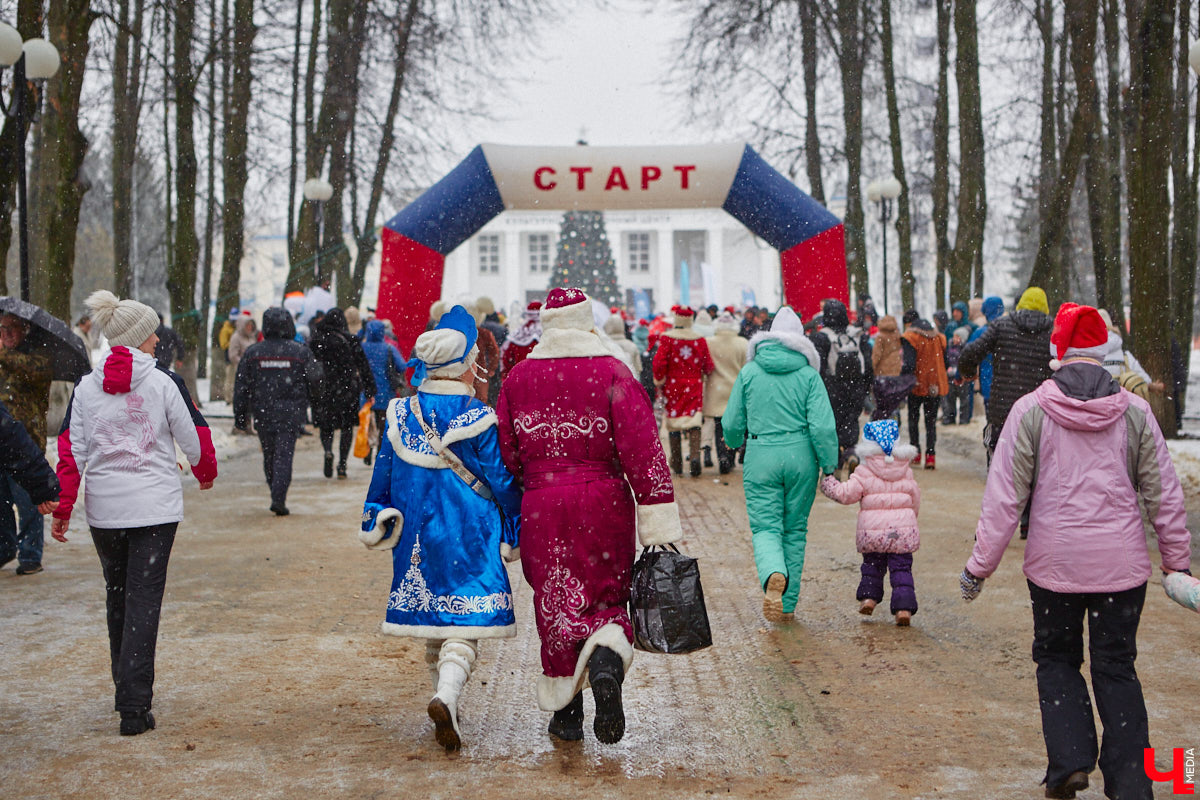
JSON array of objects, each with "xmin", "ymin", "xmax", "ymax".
[{"xmin": 450, "ymin": 0, "xmax": 702, "ymax": 152}]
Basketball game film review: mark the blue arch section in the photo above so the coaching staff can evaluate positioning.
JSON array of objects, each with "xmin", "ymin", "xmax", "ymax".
[
  {"xmin": 382, "ymin": 145, "xmax": 506, "ymax": 255},
  {"xmin": 722, "ymin": 146, "xmax": 840, "ymax": 252}
]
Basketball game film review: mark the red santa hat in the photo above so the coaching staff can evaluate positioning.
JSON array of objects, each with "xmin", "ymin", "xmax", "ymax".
[
  {"xmin": 522, "ymin": 300, "xmax": 542, "ymax": 323},
  {"xmin": 1049, "ymin": 302, "xmax": 1109, "ymax": 369},
  {"xmin": 541, "ymin": 287, "xmax": 594, "ymax": 331},
  {"xmin": 672, "ymin": 305, "xmax": 695, "ymax": 328}
]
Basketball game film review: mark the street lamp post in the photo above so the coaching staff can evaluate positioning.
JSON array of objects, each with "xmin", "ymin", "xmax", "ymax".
[
  {"xmin": 0, "ymin": 23, "xmax": 60, "ymax": 302},
  {"xmin": 303, "ymin": 177, "xmax": 333, "ymax": 287},
  {"xmin": 866, "ymin": 176, "xmax": 902, "ymax": 316}
]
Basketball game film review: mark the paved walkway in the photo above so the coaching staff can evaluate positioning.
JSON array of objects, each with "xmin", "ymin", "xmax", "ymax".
[{"xmin": 1, "ymin": 423, "xmax": 1195, "ymax": 799}]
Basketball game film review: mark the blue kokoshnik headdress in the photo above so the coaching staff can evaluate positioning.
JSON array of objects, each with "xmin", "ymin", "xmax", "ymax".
[{"xmin": 405, "ymin": 304, "xmax": 478, "ymax": 387}]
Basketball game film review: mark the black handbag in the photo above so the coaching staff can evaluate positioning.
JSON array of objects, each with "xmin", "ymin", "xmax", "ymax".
[{"xmin": 630, "ymin": 544, "xmax": 713, "ymax": 654}]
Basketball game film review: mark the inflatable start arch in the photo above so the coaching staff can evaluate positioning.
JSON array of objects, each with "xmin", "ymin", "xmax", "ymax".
[{"xmin": 378, "ymin": 143, "xmax": 846, "ymax": 355}]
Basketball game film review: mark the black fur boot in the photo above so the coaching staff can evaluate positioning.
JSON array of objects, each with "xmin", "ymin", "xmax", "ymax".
[
  {"xmin": 547, "ymin": 692, "xmax": 584, "ymax": 741},
  {"xmin": 588, "ymin": 646, "xmax": 625, "ymax": 744}
]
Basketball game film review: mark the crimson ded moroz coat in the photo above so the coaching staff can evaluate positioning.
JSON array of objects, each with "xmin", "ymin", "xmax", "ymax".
[{"xmin": 497, "ymin": 288, "xmax": 682, "ymax": 712}]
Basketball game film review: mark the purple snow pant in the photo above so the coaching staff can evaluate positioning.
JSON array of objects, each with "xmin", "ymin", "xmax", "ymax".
[{"xmin": 857, "ymin": 552, "xmax": 917, "ymax": 614}]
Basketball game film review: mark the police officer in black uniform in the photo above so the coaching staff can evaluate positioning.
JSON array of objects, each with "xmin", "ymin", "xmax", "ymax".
[{"xmin": 233, "ymin": 308, "xmax": 323, "ymax": 515}]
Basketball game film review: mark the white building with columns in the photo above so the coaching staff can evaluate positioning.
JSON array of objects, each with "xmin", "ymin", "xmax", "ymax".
[
  {"xmin": 440, "ymin": 207, "xmax": 784, "ymax": 317},
  {"xmin": 232, "ymin": 207, "xmax": 787, "ymax": 324}
]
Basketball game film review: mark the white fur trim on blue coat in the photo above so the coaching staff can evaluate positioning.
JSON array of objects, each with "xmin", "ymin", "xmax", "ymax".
[
  {"xmin": 385, "ymin": 396, "xmax": 498, "ymax": 469},
  {"xmin": 359, "ymin": 507, "xmax": 403, "ymax": 550}
]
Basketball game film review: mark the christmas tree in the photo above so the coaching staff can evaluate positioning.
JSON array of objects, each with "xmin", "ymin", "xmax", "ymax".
[{"xmin": 548, "ymin": 210, "xmax": 622, "ymax": 306}]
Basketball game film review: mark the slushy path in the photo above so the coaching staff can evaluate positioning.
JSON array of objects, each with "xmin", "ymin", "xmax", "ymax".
[{"xmin": 1, "ymin": 422, "xmax": 1196, "ymax": 799}]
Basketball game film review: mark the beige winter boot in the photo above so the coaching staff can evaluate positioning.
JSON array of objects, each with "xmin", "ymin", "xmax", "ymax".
[
  {"xmin": 427, "ymin": 639, "xmax": 476, "ymax": 752},
  {"xmin": 763, "ymin": 573, "xmax": 787, "ymax": 623}
]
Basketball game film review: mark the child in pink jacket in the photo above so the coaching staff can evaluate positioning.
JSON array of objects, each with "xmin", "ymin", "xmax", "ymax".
[{"xmin": 820, "ymin": 419, "xmax": 921, "ymax": 625}]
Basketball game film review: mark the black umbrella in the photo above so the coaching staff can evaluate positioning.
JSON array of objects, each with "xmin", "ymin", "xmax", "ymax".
[{"xmin": 0, "ymin": 296, "xmax": 91, "ymax": 383}]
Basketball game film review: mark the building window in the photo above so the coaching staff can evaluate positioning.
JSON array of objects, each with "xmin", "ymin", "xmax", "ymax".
[
  {"xmin": 528, "ymin": 233, "xmax": 551, "ymax": 273},
  {"xmin": 627, "ymin": 232, "xmax": 651, "ymax": 273},
  {"xmin": 477, "ymin": 234, "xmax": 500, "ymax": 274}
]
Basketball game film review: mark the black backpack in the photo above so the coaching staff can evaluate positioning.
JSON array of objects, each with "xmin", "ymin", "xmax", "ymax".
[{"xmin": 826, "ymin": 329, "xmax": 866, "ymax": 383}]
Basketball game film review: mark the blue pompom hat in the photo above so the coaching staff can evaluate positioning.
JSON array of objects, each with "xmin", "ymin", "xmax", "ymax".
[{"xmin": 862, "ymin": 419, "xmax": 900, "ymax": 460}]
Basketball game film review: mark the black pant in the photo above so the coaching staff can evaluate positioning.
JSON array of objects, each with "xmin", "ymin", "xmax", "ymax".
[
  {"xmin": 319, "ymin": 427, "xmax": 352, "ymax": 465},
  {"xmin": 259, "ymin": 421, "xmax": 299, "ymax": 507},
  {"xmin": 907, "ymin": 395, "xmax": 939, "ymax": 454},
  {"xmin": 91, "ymin": 523, "xmax": 178, "ymax": 713},
  {"xmin": 713, "ymin": 418, "xmax": 737, "ymax": 473},
  {"xmin": 1028, "ymin": 580, "xmax": 1152, "ymax": 799}
]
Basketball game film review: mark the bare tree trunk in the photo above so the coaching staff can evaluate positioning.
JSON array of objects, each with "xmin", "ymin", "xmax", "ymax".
[
  {"xmin": 1101, "ymin": 0, "xmax": 1125, "ymax": 330},
  {"xmin": 349, "ymin": 0, "xmax": 420, "ymax": 306},
  {"xmin": 1126, "ymin": 0, "xmax": 1179, "ymax": 435},
  {"xmin": 286, "ymin": 0, "xmax": 304, "ymax": 254},
  {"xmin": 162, "ymin": 9, "xmax": 174, "ymax": 301},
  {"xmin": 199, "ymin": 0, "xmax": 219, "ymax": 385},
  {"xmin": 28, "ymin": 0, "xmax": 95, "ymax": 320},
  {"xmin": 800, "ymin": 0, "xmax": 824, "ymax": 205},
  {"xmin": 950, "ymin": 0, "xmax": 986, "ymax": 303},
  {"xmin": 880, "ymin": 0, "xmax": 913, "ymax": 313},
  {"xmin": 932, "ymin": 0, "xmax": 951, "ymax": 310},
  {"xmin": 835, "ymin": 0, "xmax": 869, "ymax": 302},
  {"xmin": 167, "ymin": 0, "xmax": 200, "ymax": 382},
  {"xmin": 1169, "ymin": 0, "xmax": 1198, "ymax": 414},
  {"xmin": 1030, "ymin": 0, "xmax": 1099, "ymax": 308},
  {"xmin": 288, "ymin": 0, "xmax": 323, "ymax": 290},
  {"xmin": 0, "ymin": 0, "xmax": 43, "ymax": 291},
  {"xmin": 1033, "ymin": 0, "xmax": 1057, "ymax": 285},
  {"xmin": 291, "ymin": 0, "xmax": 368, "ymax": 298},
  {"xmin": 220, "ymin": 0, "xmax": 254, "ymax": 320},
  {"xmin": 111, "ymin": 0, "xmax": 145, "ymax": 297}
]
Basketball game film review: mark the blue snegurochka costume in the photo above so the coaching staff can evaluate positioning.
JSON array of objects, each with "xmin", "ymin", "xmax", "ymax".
[{"xmin": 358, "ymin": 304, "xmax": 522, "ymax": 751}]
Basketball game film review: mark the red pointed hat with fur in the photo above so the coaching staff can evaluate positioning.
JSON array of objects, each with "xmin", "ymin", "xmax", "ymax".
[{"xmin": 1050, "ymin": 302, "xmax": 1108, "ymax": 364}]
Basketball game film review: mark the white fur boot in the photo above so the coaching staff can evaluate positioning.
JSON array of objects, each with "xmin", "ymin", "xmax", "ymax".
[{"xmin": 427, "ymin": 639, "xmax": 476, "ymax": 752}]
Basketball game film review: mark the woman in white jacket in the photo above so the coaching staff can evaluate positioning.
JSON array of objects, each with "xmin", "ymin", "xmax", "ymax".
[{"xmin": 52, "ymin": 292, "xmax": 217, "ymax": 736}]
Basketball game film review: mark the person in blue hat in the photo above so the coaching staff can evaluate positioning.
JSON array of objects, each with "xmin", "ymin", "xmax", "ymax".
[
  {"xmin": 820, "ymin": 419, "xmax": 922, "ymax": 625},
  {"xmin": 359, "ymin": 305, "xmax": 522, "ymax": 753}
]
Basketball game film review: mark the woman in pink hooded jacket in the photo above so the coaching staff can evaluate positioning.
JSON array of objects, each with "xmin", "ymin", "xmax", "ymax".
[
  {"xmin": 820, "ymin": 419, "xmax": 920, "ymax": 625},
  {"xmin": 960, "ymin": 303, "xmax": 1192, "ymax": 800}
]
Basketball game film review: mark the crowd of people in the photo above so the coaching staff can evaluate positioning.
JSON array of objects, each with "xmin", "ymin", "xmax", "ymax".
[{"xmin": 1, "ymin": 281, "xmax": 1195, "ymax": 800}]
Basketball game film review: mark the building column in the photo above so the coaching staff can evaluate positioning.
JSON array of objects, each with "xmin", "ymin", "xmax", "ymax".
[
  {"xmin": 706, "ymin": 227, "xmax": 724, "ymax": 307},
  {"xmin": 505, "ymin": 231, "xmax": 521, "ymax": 306},
  {"xmin": 656, "ymin": 227, "xmax": 674, "ymax": 312}
]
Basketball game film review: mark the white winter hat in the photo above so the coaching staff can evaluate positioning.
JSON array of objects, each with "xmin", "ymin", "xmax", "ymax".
[
  {"xmin": 541, "ymin": 287, "xmax": 595, "ymax": 332},
  {"xmin": 410, "ymin": 305, "xmax": 480, "ymax": 383},
  {"xmin": 86, "ymin": 290, "xmax": 159, "ymax": 349}
]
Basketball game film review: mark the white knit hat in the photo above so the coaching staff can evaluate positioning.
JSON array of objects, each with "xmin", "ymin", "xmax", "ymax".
[{"xmin": 86, "ymin": 290, "xmax": 159, "ymax": 349}]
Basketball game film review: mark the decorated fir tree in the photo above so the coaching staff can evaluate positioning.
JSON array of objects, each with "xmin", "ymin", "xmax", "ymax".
[{"xmin": 548, "ymin": 210, "xmax": 621, "ymax": 306}]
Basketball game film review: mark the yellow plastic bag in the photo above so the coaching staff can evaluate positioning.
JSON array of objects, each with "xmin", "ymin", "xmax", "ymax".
[{"xmin": 353, "ymin": 402, "xmax": 372, "ymax": 459}]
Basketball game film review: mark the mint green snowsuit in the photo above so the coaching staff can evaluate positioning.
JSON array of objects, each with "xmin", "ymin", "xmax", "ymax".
[{"xmin": 722, "ymin": 341, "xmax": 839, "ymax": 613}]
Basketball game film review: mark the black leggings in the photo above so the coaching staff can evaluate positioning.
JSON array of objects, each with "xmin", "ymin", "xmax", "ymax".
[
  {"xmin": 91, "ymin": 522, "xmax": 178, "ymax": 713},
  {"xmin": 907, "ymin": 395, "xmax": 939, "ymax": 455},
  {"xmin": 320, "ymin": 427, "xmax": 352, "ymax": 464}
]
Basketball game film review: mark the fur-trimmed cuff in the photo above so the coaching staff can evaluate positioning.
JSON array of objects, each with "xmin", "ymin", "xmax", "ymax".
[
  {"xmin": 535, "ymin": 623, "xmax": 634, "ymax": 711},
  {"xmin": 359, "ymin": 507, "xmax": 403, "ymax": 550},
  {"xmin": 637, "ymin": 501, "xmax": 682, "ymax": 547},
  {"xmin": 500, "ymin": 542, "xmax": 520, "ymax": 562}
]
